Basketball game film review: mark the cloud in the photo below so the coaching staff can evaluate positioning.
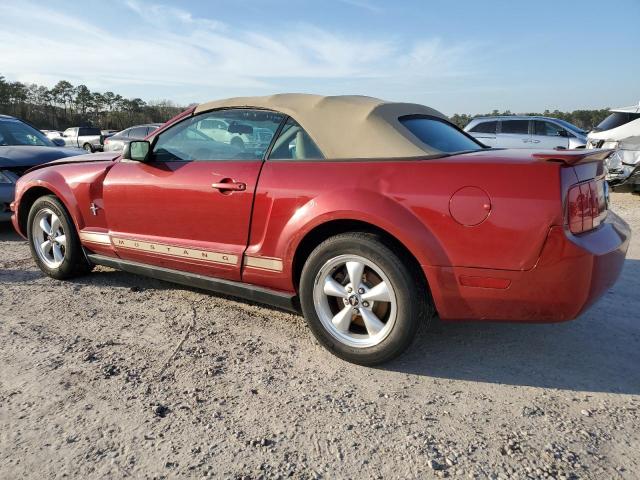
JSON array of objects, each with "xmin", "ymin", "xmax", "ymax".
[
  {"xmin": 336, "ymin": 0, "xmax": 384, "ymax": 14},
  {"xmin": 0, "ymin": 1, "xmax": 478, "ymax": 102}
]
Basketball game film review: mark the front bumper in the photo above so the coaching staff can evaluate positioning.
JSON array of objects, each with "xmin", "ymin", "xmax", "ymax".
[
  {"xmin": 604, "ymin": 149, "xmax": 640, "ymax": 189},
  {"xmin": 0, "ymin": 183, "xmax": 16, "ymax": 222},
  {"xmin": 424, "ymin": 211, "xmax": 630, "ymax": 322},
  {"xmin": 607, "ymin": 164, "xmax": 640, "ymax": 190}
]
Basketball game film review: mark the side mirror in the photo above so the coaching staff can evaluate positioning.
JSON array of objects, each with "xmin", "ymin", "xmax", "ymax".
[
  {"xmin": 52, "ymin": 138, "xmax": 65, "ymax": 146},
  {"xmin": 557, "ymin": 130, "xmax": 569, "ymax": 137},
  {"xmin": 123, "ymin": 140, "xmax": 151, "ymax": 162}
]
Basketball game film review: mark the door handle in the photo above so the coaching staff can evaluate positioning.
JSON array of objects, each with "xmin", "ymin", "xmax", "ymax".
[
  {"xmin": 211, "ymin": 178, "xmax": 246, "ymax": 192},
  {"xmin": 522, "ymin": 139, "xmax": 530, "ymax": 143},
  {"xmin": 530, "ymin": 139, "xmax": 541, "ymax": 143}
]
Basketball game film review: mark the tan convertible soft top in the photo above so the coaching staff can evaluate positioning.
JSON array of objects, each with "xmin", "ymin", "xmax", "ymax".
[{"xmin": 195, "ymin": 94, "xmax": 449, "ymax": 159}]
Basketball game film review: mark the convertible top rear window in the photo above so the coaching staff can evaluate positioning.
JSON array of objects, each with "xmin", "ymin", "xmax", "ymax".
[{"xmin": 400, "ymin": 116, "xmax": 483, "ymax": 153}]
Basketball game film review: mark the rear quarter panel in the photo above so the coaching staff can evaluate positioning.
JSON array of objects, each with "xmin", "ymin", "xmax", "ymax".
[{"xmin": 244, "ymin": 152, "xmax": 564, "ymax": 292}]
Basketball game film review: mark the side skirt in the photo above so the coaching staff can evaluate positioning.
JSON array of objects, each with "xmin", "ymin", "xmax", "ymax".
[{"xmin": 85, "ymin": 253, "xmax": 300, "ymax": 313}]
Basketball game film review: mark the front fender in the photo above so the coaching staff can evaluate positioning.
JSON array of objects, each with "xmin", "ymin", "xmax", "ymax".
[
  {"xmin": 16, "ymin": 162, "xmax": 112, "ymax": 235},
  {"xmin": 16, "ymin": 174, "xmax": 84, "ymax": 235}
]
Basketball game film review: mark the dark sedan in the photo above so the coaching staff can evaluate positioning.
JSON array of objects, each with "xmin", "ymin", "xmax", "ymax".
[{"xmin": 0, "ymin": 115, "xmax": 84, "ymax": 221}]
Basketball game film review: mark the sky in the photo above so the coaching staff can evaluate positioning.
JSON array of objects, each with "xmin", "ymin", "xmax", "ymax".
[{"xmin": 0, "ymin": 0, "xmax": 639, "ymax": 115}]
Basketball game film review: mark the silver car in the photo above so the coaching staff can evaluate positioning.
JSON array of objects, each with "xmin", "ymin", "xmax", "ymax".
[
  {"xmin": 103, "ymin": 123, "xmax": 163, "ymax": 153},
  {"xmin": 464, "ymin": 116, "xmax": 587, "ymax": 149}
]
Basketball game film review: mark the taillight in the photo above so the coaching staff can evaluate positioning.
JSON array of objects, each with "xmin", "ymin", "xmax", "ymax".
[{"xmin": 567, "ymin": 179, "xmax": 607, "ymax": 234}]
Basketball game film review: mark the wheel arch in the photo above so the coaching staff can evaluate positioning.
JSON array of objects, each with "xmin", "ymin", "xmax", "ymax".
[
  {"xmin": 17, "ymin": 181, "xmax": 82, "ymax": 237},
  {"xmin": 291, "ymin": 219, "xmax": 431, "ymax": 302}
]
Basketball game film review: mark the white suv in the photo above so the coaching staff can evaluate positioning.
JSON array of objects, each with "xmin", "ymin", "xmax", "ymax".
[
  {"xmin": 464, "ymin": 116, "xmax": 587, "ymax": 150},
  {"xmin": 587, "ymin": 104, "xmax": 640, "ymax": 192}
]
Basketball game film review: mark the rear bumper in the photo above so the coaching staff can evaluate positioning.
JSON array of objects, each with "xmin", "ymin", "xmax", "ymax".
[{"xmin": 424, "ymin": 211, "xmax": 630, "ymax": 322}]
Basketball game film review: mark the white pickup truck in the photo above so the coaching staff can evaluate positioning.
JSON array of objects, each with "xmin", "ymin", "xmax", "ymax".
[{"xmin": 61, "ymin": 127, "xmax": 104, "ymax": 152}]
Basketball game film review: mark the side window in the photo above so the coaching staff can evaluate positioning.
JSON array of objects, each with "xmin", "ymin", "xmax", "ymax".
[
  {"xmin": 269, "ymin": 118, "xmax": 324, "ymax": 160},
  {"xmin": 152, "ymin": 109, "xmax": 284, "ymax": 162},
  {"xmin": 534, "ymin": 121, "xmax": 564, "ymax": 137},
  {"xmin": 129, "ymin": 126, "xmax": 149, "ymax": 138},
  {"xmin": 79, "ymin": 127, "xmax": 100, "ymax": 136},
  {"xmin": 500, "ymin": 120, "xmax": 529, "ymax": 135},
  {"xmin": 470, "ymin": 121, "xmax": 497, "ymax": 134},
  {"xmin": 63, "ymin": 128, "xmax": 75, "ymax": 137}
]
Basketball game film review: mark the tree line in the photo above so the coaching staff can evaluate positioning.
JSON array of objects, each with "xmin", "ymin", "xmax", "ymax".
[
  {"xmin": 1, "ymin": 74, "xmax": 612, "ymax": 133},
  {"xmin": 0, "ymin": 75, "xmax": 185, "ymax": 132},
  {"xmin": 450, "ymin": 109, "xmax": 611, "ymax": 131}
]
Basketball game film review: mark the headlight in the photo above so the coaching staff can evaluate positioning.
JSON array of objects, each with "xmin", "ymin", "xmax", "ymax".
[
  {"xmin": 606, "ymin": 151, "xmax": 623, "ymax": 171},
  {"xmin": 618, "ymin": 149, "xmax": 640, "ymax": 166},
  {"xmin": 0, "ymin": 170, "xmax": 15, "ymax": 184}
]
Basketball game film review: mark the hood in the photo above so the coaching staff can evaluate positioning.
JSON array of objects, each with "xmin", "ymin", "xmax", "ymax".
[
  {"xmin": 588, "ymin": 117, "xmax": 640, "ymax": 142},
  {"xmin": 0, "ymin": 145, "xmax": 85, "ymax": 168},
  {"xmin": 25, "ymin": 151, "xmax": 121, "ymax": 173}
]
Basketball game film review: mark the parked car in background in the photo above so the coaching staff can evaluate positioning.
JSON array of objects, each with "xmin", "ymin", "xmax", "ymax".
[
  {"xmin": 197, "ymin": 117, "xmax": 275, "ymax": 152},
  {"xmin": 103, "ymin": 123, "xmax": 163, "ymax": 152},
  {"xmin": 42, "ymin": 129, "xmax": 64, "ymax": 140},
  {"xmin": 0, "ymin": 114, "xmax": 83, "ymax": 221},
  {"xmin": 9, "ymin": 94, "xmax": 629, "ymax": 365},
  {"xmin": 61, "ymin": 126, "xmax": 104, "ymax": 152},
  {"xmin": 101, "ymin": 129, "xmax": 118, "ymax": 138},
  {"xmin": 587, "ymin": 103, "xmax": 640, "ymax": 192},
  {"xmin": 465, "ymin": 116, "xmax": 587, "ymax": 149}
]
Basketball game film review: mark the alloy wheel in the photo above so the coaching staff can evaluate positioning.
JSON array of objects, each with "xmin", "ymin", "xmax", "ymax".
[
  {"xmin": 32, "ymin": 208, "xmax": 67, "ymax": 268},
  {"xmin": 312, "ymin": 254, "xmax": 397, "ymax": 348}
]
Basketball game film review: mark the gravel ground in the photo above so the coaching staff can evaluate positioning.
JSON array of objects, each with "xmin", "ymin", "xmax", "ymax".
[{"xmin": 1, "ymin": 192, "xmax": 639, "ymax": 480}]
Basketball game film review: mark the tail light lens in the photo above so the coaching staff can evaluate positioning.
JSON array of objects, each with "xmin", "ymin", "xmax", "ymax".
[{"xmin": 567, "ymin": 179, "xmax": 607, "ymax": 234}]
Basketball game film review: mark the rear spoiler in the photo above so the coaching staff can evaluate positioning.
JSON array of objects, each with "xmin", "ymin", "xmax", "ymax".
[{"xmin": 532, "ymin": 149, "xmax": 613, "ymax": 166}]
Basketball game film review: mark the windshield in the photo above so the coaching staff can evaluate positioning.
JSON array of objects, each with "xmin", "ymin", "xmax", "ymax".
[
  {"xmin": 0, "ymin": 118, "xmax": 54, "ymax": 146},
  {"xmin": 593, "ymin": 112, "xmax": 640, "ymax": 132},
  {"xmin": 400, "ymin": 116, "xmax": 484, "ymax": 153},
  {"xmin": 553, "ymin": 119, "xmax": 586, "ymax": 135}
]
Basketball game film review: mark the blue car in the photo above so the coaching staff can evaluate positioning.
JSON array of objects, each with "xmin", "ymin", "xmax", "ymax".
[{"xmin": 0, "ymin": 115, "xmax": 84, "ymax": 221}]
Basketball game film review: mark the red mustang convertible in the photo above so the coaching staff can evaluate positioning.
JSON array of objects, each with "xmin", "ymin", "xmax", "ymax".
[{"xmin": 11, "ymin": 95, "xmax": 630, "ymax": 364}]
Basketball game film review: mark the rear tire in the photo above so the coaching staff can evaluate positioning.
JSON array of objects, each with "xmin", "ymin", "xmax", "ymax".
[
  {"xmin": 27, "ymin": 195, "xmax": 92, "ymax": 280},
  {"xmin": 299, "ymin": 232, "xmax": 429, "ymax": 365},
  {"xmin": 83, "ymin": 143, "xmax": 93, "ymax": 153}
]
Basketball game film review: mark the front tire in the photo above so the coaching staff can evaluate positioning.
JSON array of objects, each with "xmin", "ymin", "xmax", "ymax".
[
  {"xmin": 230, "ymin": 137, "xmax": 244, "ymax": 149},
  {"xmin": 27, "ymin": 195, "xmax": 91, "ymax": 279},
  {"xmin": 299, "ymin": 232, "xmax": 428, "ymax": 365}
]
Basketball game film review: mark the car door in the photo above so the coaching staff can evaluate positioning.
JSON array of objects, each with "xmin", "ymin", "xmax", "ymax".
[
  {"xmin": 496, "ymin": 120, "xmax": 531, "ymax": 148},
  {"xmin": 531, "ymin": 120, "xmax": 570, "ymax": 149},
  {"xmin": 102, "ymin": 108, "xmax": 284, "ymax": 281}
]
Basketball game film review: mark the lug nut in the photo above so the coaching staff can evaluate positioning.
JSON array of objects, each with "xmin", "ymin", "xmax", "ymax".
[
  {"xmin": 358, "ymin": 288, "xmax": 365, "ymax": 294},
  {"xmin": 352, "ymin": 308, "xmax": 359, "ymax": 314},
  {"xmin": 347, "ymin": 286, "xmax": 353, "ymax": 293},
  {"xmin": 362, "ymin": 301, "xmax": 369, "ymax": 307}
]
